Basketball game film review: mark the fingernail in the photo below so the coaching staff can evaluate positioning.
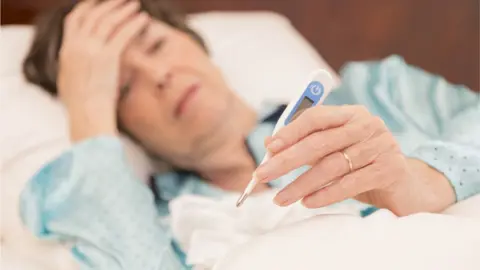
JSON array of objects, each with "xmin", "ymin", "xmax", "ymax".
[
  {"xmin": 266, "ymin": 139, "xmax": 284, "ymax": 153},
  {"xmin": 128, "ymin": 1, "xmax": 139, "ymax": 7},
  {"xmin": 140, "ymin": 12, "xmax": 150, "ymax": 20},
  {"xmin": 274, "ymin": 193, "xmax": 291, "ymax": 206}
]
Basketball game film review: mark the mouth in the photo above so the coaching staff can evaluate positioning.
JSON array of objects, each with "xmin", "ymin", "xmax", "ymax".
[{"xmin": 174, "ymin": 82, "xmax": 200, "ymax": 118}]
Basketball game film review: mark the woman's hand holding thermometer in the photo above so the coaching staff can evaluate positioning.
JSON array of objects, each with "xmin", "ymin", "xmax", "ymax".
[
  {"xmin": 236, "ymin": 69, "xmax": 336, "ymax": 207},
  {"xmin": 239, "ymin": 72, "xmax": 454, "ymax": 217}
]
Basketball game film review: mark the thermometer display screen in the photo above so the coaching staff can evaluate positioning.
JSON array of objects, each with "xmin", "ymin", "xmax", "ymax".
[{"xmin": 291, "ymin": 96, "xmax": 314, "ymax": 122}]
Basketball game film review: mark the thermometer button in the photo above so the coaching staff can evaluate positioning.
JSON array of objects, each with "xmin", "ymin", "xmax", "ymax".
[{"xmin": 309, "ymin": 82, "xmax": 324, "ymax": 96}]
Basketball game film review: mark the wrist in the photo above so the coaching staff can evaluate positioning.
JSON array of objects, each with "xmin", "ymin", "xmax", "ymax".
[
  {"xmin": 410, "ymin": 158, "xmax": 456, "ymax": 204},
  {"xmin": 67, "ymin": 103, "xmax": 118, "ymax": 142},
  {"xmin": 389, "ymin": 159, "xmax": 455, "ymax": 215}
]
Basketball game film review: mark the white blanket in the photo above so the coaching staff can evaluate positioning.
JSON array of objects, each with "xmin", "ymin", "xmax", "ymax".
[
  {"xmin": 2, "ymin": 190, "xmax": 479, "ymax": 270},
  {"xmin": 170, "ymin": 192, "xmax": 480, "ymax": 270}
]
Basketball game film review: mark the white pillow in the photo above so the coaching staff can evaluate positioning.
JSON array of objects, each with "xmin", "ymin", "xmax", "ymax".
[
  {"xmin": 188, "ymin": 12, "xmax": 340, "ymax": 109},
  {"xmin": 0, "ymin": 25, "xmax": 36, "ymax": 78}
]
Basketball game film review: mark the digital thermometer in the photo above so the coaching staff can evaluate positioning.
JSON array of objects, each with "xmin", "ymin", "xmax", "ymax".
[{"xmin": 236, "ymin": 69, "xmax": 335, "ymax": 207}]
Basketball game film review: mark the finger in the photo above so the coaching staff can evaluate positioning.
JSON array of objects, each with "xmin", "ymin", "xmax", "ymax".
[
  {"xmin": 301, "ymin": 163, "xmax": 383, "ymax": 209},
  {"xmin": 256, "ymin": 116, "xmax": 384, "ymax": 183},
  {"xmin": 264, "ymin": 136, "xmax": 274, "ymax": 147},
  {"xmin": 94, "ymin": 0, "xmax": 141, "ymax": 40},
  {"xmin": 266, "ymin": 105, "xmax": 369, "ymax": 154},
  {"xmin": 273, "ymin": 133, "xmax": 395, "ymax": 206},
  {"xmin": 64, "ymin": 0, "xmax": 96, "ymax": 35},
  {"xmin": 108, "ymin": 12, "xmax": 150, "ymax": 54},
  {"xmin": 80, "ymin": 0, "xmax": 127, "ymax": 36}
]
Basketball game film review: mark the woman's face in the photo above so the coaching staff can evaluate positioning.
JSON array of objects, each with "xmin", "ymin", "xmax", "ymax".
[{"xmin": 118, "ymin": 19, "xmax": 237, "ymax": 168}]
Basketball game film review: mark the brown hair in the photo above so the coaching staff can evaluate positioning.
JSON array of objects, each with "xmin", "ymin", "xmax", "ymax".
[{"xmin": 23, "ymin": 0, "xmax": 207, "ymax": 96}]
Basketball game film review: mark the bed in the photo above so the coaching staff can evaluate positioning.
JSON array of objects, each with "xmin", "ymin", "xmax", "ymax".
[{"xmin": 1, "ymin": 1, "xmax": 480, "ymax": 270}]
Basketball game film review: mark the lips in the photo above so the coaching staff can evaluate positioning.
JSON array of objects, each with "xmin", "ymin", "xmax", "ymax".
[{"xmin": 174, "ymin": 82, "xmax": 200, "ymax": 118}]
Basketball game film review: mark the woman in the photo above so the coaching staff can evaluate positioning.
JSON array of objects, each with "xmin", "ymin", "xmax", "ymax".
[{"xmin": 21, "ymin": 0, "xmax": 480, "ymax": 269}]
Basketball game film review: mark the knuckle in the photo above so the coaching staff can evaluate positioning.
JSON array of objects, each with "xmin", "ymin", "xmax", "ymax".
[
  {"xmin": 379, "ymin": 133, "xmax": 400, "ymax": 153},
  {"xmin": 64, "ymin": 13, "xmax": 75, "ymax": 26},
  {"xmin": 267, "ymin": 154, "xmax": 293, "ymax": 176},
  {"xmin": 390, "ymin": 140, "xmax": 402, "ymax": 153},
  {"xmin": 360, "ymin": 119, "xmax": 375, "ymax": 132},
  {"xmin": 352, "ymin": 105, "xmax": 369, "ymax": 116},
  {"xmin": 342, "ymin": 124, "xmax": 358, "ymax": 140},
  {"xmin": 388, "ymin": 138, "xmax": 400, "ymax": 152},
  {"xmin": 308, "ymin": 132, "xmax": 326, "ymax": 152},
  {"xmin": 100, "ymin": 14, "xmax": 121, "ymax": 31},
  {"xmin": 279, "ymin": 149, "xmax": 297, "ymax": 166},
  {"xmin": 275, "ymin": 126, "xmax": 294, "ymax": 143},
  {"xmin": 371, "ymin": 116, "xmax": 387, "ymax": 131}
]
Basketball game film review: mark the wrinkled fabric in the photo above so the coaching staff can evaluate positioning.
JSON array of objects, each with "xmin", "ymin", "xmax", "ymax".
[
  {"xmin": 20, "ymin": 138, "xmax": 184, "ymax": 270},
  {"xmin": 169, "ymin": 192, "xmax": 369, "ymax": 269},
  {"xmin": 20, "ymin": 55, "xmax": 480, "ymax": 269}
]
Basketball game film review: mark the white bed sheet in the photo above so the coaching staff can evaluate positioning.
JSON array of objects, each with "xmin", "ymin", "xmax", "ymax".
[
  {"xmin": 168, "ymin": 192, "xmax": 480, "ymax": 270},
  {"xmin": 214, "ymin": 208, "xmax": 480, "ymax": 270}
]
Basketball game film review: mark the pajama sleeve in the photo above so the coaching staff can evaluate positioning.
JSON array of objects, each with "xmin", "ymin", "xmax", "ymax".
[
  {"xmin": 20, "ymin": 136, "xmax": 184, "ymax": 270},
  {"xmin": 329, "ymin": 55, "xmax": 480, "ymax": 203},
  {"xmin": 408, "ymin": 102, "xmax": 480, "ymax": 202}
]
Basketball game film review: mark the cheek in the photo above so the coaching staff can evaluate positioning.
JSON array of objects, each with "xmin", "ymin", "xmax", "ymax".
[{"xmin": 118, "ymin": 90, "xmax": 168, "ymax": 139}]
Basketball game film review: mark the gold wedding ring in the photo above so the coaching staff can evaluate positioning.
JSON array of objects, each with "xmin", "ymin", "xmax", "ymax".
[{"xmin": 342, "ymin": 151, "xmax": 354, "ymax": 173}]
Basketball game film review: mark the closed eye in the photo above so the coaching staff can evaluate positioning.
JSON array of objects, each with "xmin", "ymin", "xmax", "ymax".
[
  {"xmin": 119, "ymin": 71, "xmax": 137, "ymax": 100},
  {"xmin": 146, "ymin": 38, "xmax": 165, "ymax": 55},
  {"xmin": 119, "ymin": 83, "xmax": 131, "ymax": 100}
]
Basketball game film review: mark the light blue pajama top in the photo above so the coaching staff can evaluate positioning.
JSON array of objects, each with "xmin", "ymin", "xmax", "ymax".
[{"xmin": 20, "ymin": 56, "xmax": 480, "ymax": 269}]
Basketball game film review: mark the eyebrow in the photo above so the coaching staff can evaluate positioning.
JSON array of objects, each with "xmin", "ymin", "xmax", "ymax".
[{"xmin": 136, "ymin": 24, "xmax": 149, "ymax": 43}]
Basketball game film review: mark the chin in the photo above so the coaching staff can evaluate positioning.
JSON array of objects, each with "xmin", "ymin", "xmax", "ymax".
[{"xmin": 188, "ymin": 101, "xmax": 235, "ymax": 150}]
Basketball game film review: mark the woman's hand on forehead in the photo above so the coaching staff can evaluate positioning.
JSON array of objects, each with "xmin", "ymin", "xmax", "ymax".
[{"xmin": 59, "ymin": 0, "xmax": 150, "ymax": 141}]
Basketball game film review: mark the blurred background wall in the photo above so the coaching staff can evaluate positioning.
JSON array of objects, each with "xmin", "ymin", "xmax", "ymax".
[{"xmin": 2, "ymin": 0, "xmax": 479, "ymax": 91}]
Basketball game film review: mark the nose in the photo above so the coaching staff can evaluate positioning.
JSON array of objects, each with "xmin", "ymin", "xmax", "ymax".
[
  {"xmin": 128, "ymin": 50, "xmax": 174, "ymax": 91},
  {"xmin": 156, "ymin": 69, "xmax": 173, "ymax": 91}
]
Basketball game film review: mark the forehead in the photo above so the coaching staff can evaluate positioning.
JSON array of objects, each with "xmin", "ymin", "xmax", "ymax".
[
  {"xmin": 123, "ymin": 20, "xmax": 169, "ymax": 57},
  {"xmin": 120, "ymin": 21, "xmax": 175, "ymax": 75},
  {"xmin": 138, "ymin": 18, "xmax": 174, "ymax": 40}
]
